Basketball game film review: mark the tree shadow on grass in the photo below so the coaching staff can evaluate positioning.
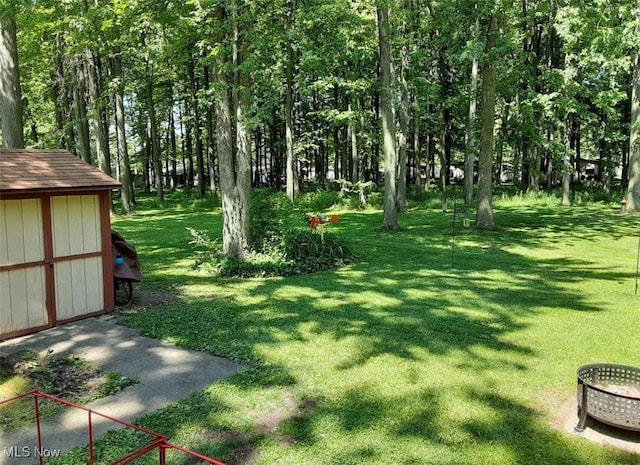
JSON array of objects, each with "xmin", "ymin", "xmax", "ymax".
[
  {"xmin": 114, "ymin": 205, "xmax": 640, "ymax": 464},
  {"xmin": 265, "ymin": 383, "xmax": 639, "ymax": 465}
]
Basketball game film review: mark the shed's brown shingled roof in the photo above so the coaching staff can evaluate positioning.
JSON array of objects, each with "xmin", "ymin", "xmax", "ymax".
[{"xmin": 0, "ymin": 149, "xmax": 121, "ymax": 194}]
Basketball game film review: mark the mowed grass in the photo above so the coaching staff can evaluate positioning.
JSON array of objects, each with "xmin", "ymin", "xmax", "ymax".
[{"xmin": 92, "ymin": 191, "xmax": 639, "ymax": 465}]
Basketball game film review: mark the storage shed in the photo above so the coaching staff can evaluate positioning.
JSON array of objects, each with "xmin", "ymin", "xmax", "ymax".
[{"xmin": 0, "ymin": 149, "xmax": 121, "ymax": 340}]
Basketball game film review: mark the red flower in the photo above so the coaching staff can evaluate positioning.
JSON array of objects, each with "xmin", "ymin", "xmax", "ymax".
[{"xmin": 309, "ymin": 214, "xmax": 338, "ymax": 231}]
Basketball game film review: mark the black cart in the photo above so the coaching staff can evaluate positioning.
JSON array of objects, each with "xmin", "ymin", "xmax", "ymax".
[{"xmin": 112, "ymin": 230, "xmax": 141, "ymax": 305}]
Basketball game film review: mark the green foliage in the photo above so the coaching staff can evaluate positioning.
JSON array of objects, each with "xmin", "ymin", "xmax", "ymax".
[
  {"xmin": 248, "ymin": 188, "xmax": 291, "ymax": 251},
  {"xmin": 188, "ymin": 189, "xmax": 354, "ymax": 278},
  {"xmin": 186, "ymin": 226, "xmax": 220, "ymax": 268},
  {"xmin": 11, "ymin": 0, "xmax": 635, "ymax": 199},
  {"xmin": 337, "ymin": 179, "xmax": 376, "ymax": 209},
  {"xmin": 296, "ymin": 188, "xmax": 341, "ymax": 212},
  {"xmin": 98, "ymin": 372, "xmax": 138, "ymax": 398},
  {"xmin": 188, "ymin": 226, "xmax": 353, "ymax": 278}
]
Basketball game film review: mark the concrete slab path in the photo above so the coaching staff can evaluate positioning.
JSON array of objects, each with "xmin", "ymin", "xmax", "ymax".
[{"xmin": 0, "ymin": 315, "xmax": 245, "ymax": 465}]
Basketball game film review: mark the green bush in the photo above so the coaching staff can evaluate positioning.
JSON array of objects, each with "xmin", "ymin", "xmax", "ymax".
[
  {"xmin": 297, "ymin": 189, "xmax": 341, "ymax": 212},
  {"xmin": 188, "ymin": 188, "xmax": 354, "ymax": 277},
  {"xmin": 248, "ymin": 189, "xmax": 291, "ymax": 251},
  {"xmin": 188, "ymin": 227, "xmax": 353, "ymax": 278}
]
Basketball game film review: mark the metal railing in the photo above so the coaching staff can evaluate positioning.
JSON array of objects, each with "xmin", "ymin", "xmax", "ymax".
[{"xmin": 0, "ymin": 390, "xmax": 226, "ymax": 465}]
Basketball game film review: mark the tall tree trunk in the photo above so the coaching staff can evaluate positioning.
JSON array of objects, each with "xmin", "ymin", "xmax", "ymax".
[
  {"xmin": 51, "ymin": 35, "xmax": 75, "ymax": 151},
  {"xmin": 182, "ymin": 101, "xmax": 195, "ymax": 189},
  {"xmin": 528, "ymin": 148, "xmax": 541, "ymax": 192},
  {"xmin": 476, "ymin": 14, "xmax": 498, "ymax": 231},
  {"xmin": 626, "ymin": 0, "xmax": 640, "ymax": 211},
  {"xmin": 270, "ymin": 111, "xmax": 281, "ymax": 189},
  {"xmin": 72, "ymin": 56, "xmax": 91, "ymax": 163},
  {"xmin": 86, "ymin": 48, "xmax": 110, "ymax": 176},
  {"xmin": 232, "ymin": 90, "xmax": 251, "ymax": 258},
  {"xmin": 188, "ymin": 56, "xmax": 206, "ymax": 199},
  {"xmin": 203, "ymin": 65, "xmax": 217, "ymax": 195},
  {"xmin": 494, "ymin": 102, "xmax": 508, "ymax": 183},
  {"xmin": 545, "ymin": 134, "xmax": 554, "ymax": 191},
  {"xmin": 372, "ymin": 88, "xmax": 380, "ymax": 186},
  {"xmin": 413, "ymin": 117, "xmax": 422, "ymax": 197},
  {"xmin": 169, "ymin": 106, "xmax": 178, "ymax": 189},
  {"xmin": 332, "ymin": 84, "xmax": 341, "ymax": 180},
  {"xmin": 571, "ymin": 118, "xmax": 580, "ymax": 183},
  {"xmin": 439, "ymin": 48, "xmax": 452, "ymax": 193},
  {"xmin": 465, "ymin": 14, "xmax": 480, "ymax": 205},
  {"xmin": 143, "ymin": 133, "xmax": 151, "ymax": 193},
  {"xmin": 0, "ymin": 13, "xmax": 24, "ymax": 148},
  {"xmin": 562, "ymin": 114, "xmax": 573, "ymax": 206},
  {"xmin": 285, "ymin": 0, "xmax": 298, "ymax": 201},
  {"xmin": 377, "ymin": 2, "xmax": 398, "ymax": 229},
  {"xmin": 216, "ymin": 4, "xmax": 250, "ymax": 258},
  {"xmin": 51, "ymin": 51, "xmax": 67, "ymax": 149},
  {"xmin": 396, "ymin": 0, "xmax": 410, "ymax": 212},
  {"xmin": 146, "ymin": 77, "xmax": 163, "ymax": 203},
  {"xmin": 348, "ymin": 99, "xmax": 359, "ymax": 183},
  {"xmin": 112, "ymin": 54, "xmax": 133, "ymax": 213}
]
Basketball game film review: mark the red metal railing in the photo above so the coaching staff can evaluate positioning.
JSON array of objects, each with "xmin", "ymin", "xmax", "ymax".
[{"xmin": 0, "ymin": 390, "xmax": 226, "ymax": 464}]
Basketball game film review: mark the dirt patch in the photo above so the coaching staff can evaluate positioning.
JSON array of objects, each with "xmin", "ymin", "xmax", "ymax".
[
  {"xmin": 0, "ymin": 349, "xmax": 138, "ymax": 429},
  {"xmin": 185, "ymin": 429, "xmax": 256, "ymax": 465},
  {"xmin": 186, "ymin": 393, "xmax": 321, "ymax": 465},
  {"xmin": 256, "ymin": 392, "xmax": 318, "ymax": 435},
  {"xmin": 254, "ymin": 393, "xmax": 320, "ymax": 450},
  {"xmin": 115, "ymin": 288, "xmax": 182, "ymax": 312}
]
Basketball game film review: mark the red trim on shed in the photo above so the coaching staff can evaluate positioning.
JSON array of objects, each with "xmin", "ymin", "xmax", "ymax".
[{"xmin": 0, "ymin": 150, "xmax": 121, "ymax": 340}]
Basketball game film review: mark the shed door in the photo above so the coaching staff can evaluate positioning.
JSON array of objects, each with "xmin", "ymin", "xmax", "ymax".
[
  {"xmin": 0, "ymin": 199, "xmax": 49, "ymax": 335},
  {"xmin": 51, "ymin": 195, "xmax": 104, "ymax": 321}
]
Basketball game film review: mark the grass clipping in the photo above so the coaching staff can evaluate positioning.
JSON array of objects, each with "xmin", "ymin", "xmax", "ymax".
[{"xmin": 0, "ymin": 349, "xmax": 138, "ymax": 430}]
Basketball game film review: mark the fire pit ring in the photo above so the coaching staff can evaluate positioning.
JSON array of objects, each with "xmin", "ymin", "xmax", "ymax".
[{"xmin": 576, "ymin": 363, "xmax": 640, "ymax": 433}]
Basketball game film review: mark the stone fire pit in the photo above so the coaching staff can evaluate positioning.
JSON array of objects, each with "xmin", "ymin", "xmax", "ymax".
[{"xmin": 576, "ymin": 363, "xmax": 640, "ymax": 432}]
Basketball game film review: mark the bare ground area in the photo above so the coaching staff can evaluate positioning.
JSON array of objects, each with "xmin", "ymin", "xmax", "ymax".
[
  {"xmin": 114, "ymin": 287, "xmax": 182, "ymax": 313},
  {"xmin": 0, "ymin": 350, "xmax": 107, "ymax": 399}
]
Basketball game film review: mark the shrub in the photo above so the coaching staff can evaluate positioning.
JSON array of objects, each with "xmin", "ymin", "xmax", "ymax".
[
  {"xmin": 297, "ymin": 189, "xmax": 341, "ymax": 212},
  {"xmin": 248, "ymin": 189, "xmax": 291, "ymax": 251},
  {"xmin": 336, "ymin": 179, "xmax": 376, "ymax": 209},
  {"xmin": 187, "ymin": 226, "xmax": 353, "ymax": 278},
  {"xmin": 188, "ymin": 188, "xmax": 354, "ymax": 277}
]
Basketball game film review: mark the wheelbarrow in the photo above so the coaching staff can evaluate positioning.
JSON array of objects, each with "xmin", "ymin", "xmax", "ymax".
[{"xmin": 112, "ymin": 230, "xmax": 141, "ymax": 305}]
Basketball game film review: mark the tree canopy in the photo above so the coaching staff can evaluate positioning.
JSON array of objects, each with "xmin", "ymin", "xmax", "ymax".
[{"xmin": 2, "ymin": 0, "xmax": 638, "ymax": 214}]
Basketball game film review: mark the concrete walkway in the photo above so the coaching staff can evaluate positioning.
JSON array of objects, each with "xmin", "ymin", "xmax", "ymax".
[{"xmin": 0, "ymin": 315, "xmax": 245, "ymax": 464}]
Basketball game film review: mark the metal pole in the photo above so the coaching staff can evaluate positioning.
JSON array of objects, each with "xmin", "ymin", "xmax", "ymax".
[
  {"xmin": 89, "ymin": 410, "xmax": 95, "ymax": 465},
  {"xmin": 159, "ymin": 443, "xmax": 167, "ymax": 465},
  {"xmin": 34, "ymin": 394, "xmax": 44, "ymax": 465},
  {"xmin": 635, "ymin": 219, "xmax": 640, "ymax": 296},
  {"xmin": 451, "ymin": 189, "xmax": 456, "ymax": 267}
]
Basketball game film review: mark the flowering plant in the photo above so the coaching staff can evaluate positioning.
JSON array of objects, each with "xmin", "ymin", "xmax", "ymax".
[{"xmin": 308, "ymin": 213, "xmax": 338, "ymax": 241}]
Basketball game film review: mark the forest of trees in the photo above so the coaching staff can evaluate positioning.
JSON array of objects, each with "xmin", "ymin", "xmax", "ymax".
[{"xmin": 1, "ymin": 0, "xmax": 639, "ymax": 243}]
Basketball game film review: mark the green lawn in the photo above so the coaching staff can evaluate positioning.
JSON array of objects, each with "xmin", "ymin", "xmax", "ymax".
[{"xmin": 86, "ymin": 191, "xmax": 640, "ymax": 464}]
